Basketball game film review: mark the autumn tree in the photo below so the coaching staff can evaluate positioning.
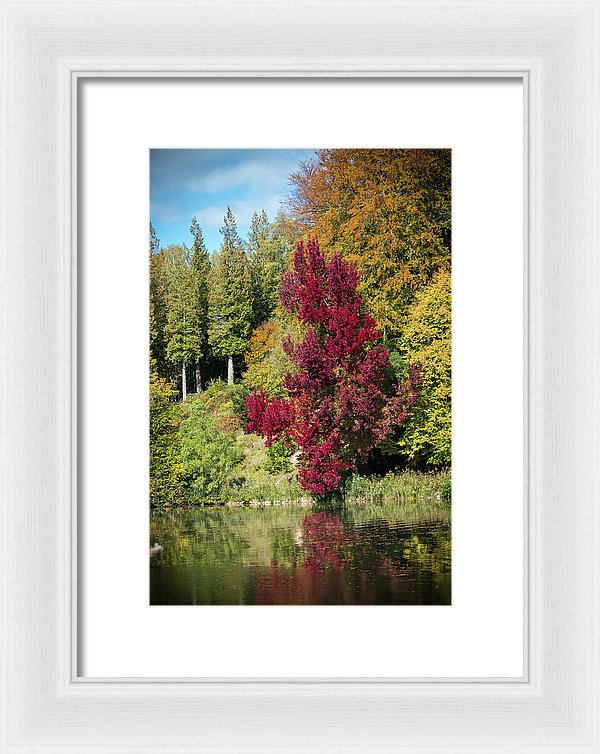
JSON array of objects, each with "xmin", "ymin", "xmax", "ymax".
[
  {"xmin": 246, "ymin": 239, "xmax": 421, "ymax": 496},
  {"xmin": 242, "ymin": 320, "xmax": 291, "ymax": 399},
  {"xmin": 189, "ymin": 216, "xmax": 211, "ymax": 391},
  {"xmin": 287, "ymin": 149, "xmax": 451, "ymax": 336},
  {"xmin": 164, "ymin": 244, "xmax": 202, "ymax": 400},
  {"xmin": 390, "ymin": 268, "xmax": 451, "ymax": 467},
  {"xmin": 208, "ymin": 207, "xmax": 253, "ymax": 384}
]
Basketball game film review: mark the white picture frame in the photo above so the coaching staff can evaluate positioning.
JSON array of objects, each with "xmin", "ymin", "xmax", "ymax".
[{"xmin": 1, "ymin": 1, "xmax": 598, "ymax": 751}]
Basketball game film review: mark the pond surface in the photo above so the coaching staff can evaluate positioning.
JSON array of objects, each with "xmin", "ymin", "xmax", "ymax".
[{"xmin": 150, "ymin": 501, "xmax": 451, "ymax": 605}]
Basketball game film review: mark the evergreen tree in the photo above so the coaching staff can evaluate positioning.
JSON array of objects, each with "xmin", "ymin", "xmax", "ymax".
[
  {"xmin": 149, "ymin": 223, "xmax": 169, "ymax": 378},
  {"xmin": 247, "ymin": 209, "xmax": 296, "ymax": 327},
  {"xmin": 247, "ymin": 210, "xmax": 272, "ymax": 326},
  {"xmin": 267, "ymin": 208, "xmax": 299, "ymax": 305},
  {"xmin": 248, "ymin": 209, "xmax": 270, "ymax": 254},
  {"xmin": 164, "ymin": 245, "xmax": 202, "ymax": 400},
  {"xmin": 208, "ymin": 207, "xmax": 253, "ymax": 384},
  {"xmin": 189, "ymin": 217, "xmax": 211, "ymax": 392}
]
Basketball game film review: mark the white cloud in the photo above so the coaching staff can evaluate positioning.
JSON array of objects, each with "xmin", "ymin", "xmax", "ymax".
[{"xmin": 186, "ymin": 159, "xmax": 294, "ymax": 195}]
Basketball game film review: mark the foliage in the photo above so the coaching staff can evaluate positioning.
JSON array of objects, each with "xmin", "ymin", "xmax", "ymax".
[
  {"xmin": 392, "ymin": 268, "xmax": 451, "ymax": 467},
  {"xmin": 200, "ymin": 379, "xmax": 249, "ymax": 435},
  {"xmin": 246, "ymin": 239, "xmax": 421, "ymax": 495},
  {"xmin": 288, "ymin": 149, "xmax": 451, "ymax": 336},
  {"xmin": 208, "ymin": 207, "xmax": 254, "ymax": 362},
  {"xmin": 242, "ymin": 321, "xmax": 291, "ymax": 399},
  {"xmin": 264, "ymin": 438, "xmax": 294, "ymax": 474},
  {"xmin": 178, "ymin": 396, "xmax": 244, "ymax": 501},
  {"xmin": 149, "ymin": 373, "xmax": 184, "ymax": 506}
]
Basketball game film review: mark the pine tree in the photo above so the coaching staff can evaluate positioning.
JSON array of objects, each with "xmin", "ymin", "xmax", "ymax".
[
  {"xmin": 247, "ymin": 210, "xmax": 272, "ymax": 326},
  {"xmin": 208, "ymin": 208, "xmax": 253, "ymax": 384},
  {"xmin": 189, "ymin": 217, "xmax": 211, "ymax": 392},
  {"xmin": 248, "ymin": 209, "xmax": 270, "ymax": 254}
]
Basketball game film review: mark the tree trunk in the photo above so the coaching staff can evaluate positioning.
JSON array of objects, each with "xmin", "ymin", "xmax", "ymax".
[
  {"xmin": 227, "ymin": 355, "xmax": 234, "ymax": 385},
  {"xmin": 182, "ymin": 359, "xmax": 187, "ymax": 401},
  {"xmin": 195, "ymin": 361, "xmax": 202, "ymax": 393}
]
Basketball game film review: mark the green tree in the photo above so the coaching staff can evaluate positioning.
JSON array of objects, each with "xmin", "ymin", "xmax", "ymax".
[
  {"xmin": 392, "ymin": 269, "xmax": 451, "ymax": 467},
  {"xmin": 248, "ymin": 209, "xmax": 270, "ymax": 253},
  {"xmin": 189, "ymin": 217, "xmax": 211, "ymax": 392},
  {"xmin": 149, "ymin": 224, "xmax": 169, "ymax": 378},
  {"xmin": 149, "ymin": 373, "xmax": 184, "ymax": 506},
  {"xmin": 164, "ymin": 244, "xmax": 202, "ymax": 400},
  {"xmin": 208, "ymin": 208, "xmax": 253, "ymax": 384},
  {"xmin": 247, "ymin": 209, "xmax": 298, "ymax": 327},
  {"xmin": 247, "ymin": 209, "xmax": 272, "ymax": 326}
]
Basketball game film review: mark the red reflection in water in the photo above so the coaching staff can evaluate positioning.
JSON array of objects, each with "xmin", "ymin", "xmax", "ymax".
[
  {"xmin": 253, "ymin": 512, "xmax": 348, "ymax": 604},
  {"xmin": 300, "ymin": 511, "xmax": 346, "ymax": 572}
]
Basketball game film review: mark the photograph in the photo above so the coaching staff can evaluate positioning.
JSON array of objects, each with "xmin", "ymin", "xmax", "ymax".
[{"xmin": 149, "ymin": 148, "xmax": 451, "ymax": 605}]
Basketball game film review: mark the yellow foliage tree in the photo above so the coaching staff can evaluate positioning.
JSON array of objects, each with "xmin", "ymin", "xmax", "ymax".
[
  {"xmin": 288, "ymin": 148, "xmax": 451, "ymax": 336},
  {"xmin": 394, "ymin": 269, "xmax": 451, "ymax": 467}
]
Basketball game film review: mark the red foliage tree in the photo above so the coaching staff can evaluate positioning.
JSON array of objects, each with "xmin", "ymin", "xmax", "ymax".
[{"xmin": 246, "ymin": 239, "xmax": 420, "ymax": 495}]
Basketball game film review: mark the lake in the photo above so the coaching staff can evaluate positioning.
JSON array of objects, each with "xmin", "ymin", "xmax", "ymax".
[{"xmin": 150, "ymin": 500, "xmax": 451, "ymax": 605}]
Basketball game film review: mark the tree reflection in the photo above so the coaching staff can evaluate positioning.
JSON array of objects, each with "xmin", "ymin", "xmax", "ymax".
[{"xmin": 300, "ymin": 511, "xmax": 347, "ymax": 571}]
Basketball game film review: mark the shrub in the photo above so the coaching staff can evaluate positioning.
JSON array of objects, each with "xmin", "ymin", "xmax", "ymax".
[
  {"xmin": 200, "ymin": 379, "xmax": 249, "ymax": 435},
  {"xmin": 178, "ymin": 396, "xmax": 244, "ymax": 501},
  {"xmin": 264, "ymin": 438, "xmax": 294, "ymax": 474}
]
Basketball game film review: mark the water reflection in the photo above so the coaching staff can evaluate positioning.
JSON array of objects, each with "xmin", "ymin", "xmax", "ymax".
[
  {"xmin": 150, "ymin": 501, "xmax": 450, "ymax": 605},
  {"xmin": 300, "ymin": 512, "xmax": 346, "ymax": 571}
]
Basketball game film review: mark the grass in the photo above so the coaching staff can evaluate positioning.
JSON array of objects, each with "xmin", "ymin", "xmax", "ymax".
[{"xmin": 344, "ymin": 468, "xmax": 451, "ymax": 505}]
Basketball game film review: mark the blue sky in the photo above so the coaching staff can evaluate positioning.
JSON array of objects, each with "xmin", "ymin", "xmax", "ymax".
[{"xmin": 150, "ymin": 149, "xmax": 315, "ymax": 253}]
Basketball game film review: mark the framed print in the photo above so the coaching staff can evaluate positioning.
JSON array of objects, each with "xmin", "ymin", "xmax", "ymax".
[
  {"xmin": 79, "ymin": 77, "xmax": 523, "ymax": 679},
  {"xmin": 1, "ymin": 1, "xmax": 599, "ymax": 752}
]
